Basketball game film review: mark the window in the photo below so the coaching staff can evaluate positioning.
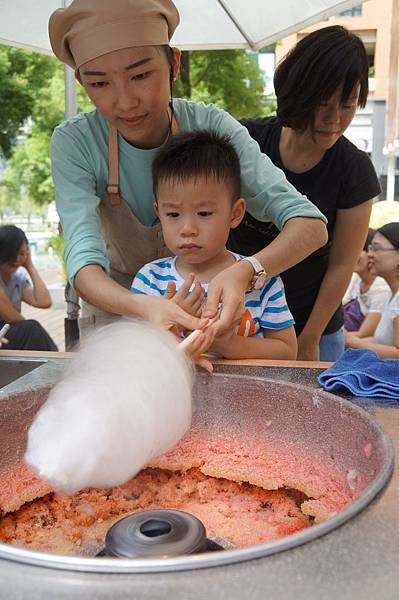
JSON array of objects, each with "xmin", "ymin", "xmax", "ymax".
[{"xmin": 339, "ymin": 5, "xmax": 362, "ymax": 17}]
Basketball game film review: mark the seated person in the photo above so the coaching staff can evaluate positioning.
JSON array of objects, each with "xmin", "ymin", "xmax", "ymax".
[
  {"xmin": 345, "ymin": 222, "xmax": 399, "ymax": 358},
  {"xmin": 0, "ymin": 225, "xmax": 58, "ymax": 351},
  {"xmin": 132, "ymin": 131, "xmax": 297, "ymax": 361},
  {"xmin": 343, "ymin": 228, "xmax": 389, "ymax": 333}
]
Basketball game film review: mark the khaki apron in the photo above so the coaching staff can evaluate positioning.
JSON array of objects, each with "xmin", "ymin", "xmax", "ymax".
[{"xmin": 79, "ymin": 125, "xmax": 172, "ymax": 334}]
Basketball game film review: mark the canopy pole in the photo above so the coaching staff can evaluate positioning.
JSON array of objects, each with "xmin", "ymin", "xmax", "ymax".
[
  {"xmin": 64, "ymin": 65, "xmax": 77, "ymax": 120},
  {"xmin": 386, "ymin": 155, "xmax": 396, "ymax": 202}
]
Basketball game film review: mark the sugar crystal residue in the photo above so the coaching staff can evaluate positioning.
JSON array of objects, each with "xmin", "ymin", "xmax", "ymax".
[{"xmin": 0, "ymin": 468, "xmax": 311, "ymax": 554}]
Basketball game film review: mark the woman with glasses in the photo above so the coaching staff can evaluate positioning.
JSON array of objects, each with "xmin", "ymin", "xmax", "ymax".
[
  {"xmin": 345, "ymin": 222, "xmax": 399, "ymax": 358},
  {"xmin": 229, "ymin": 26, "xmax": 380, "ymax": 361},
  {"xmin": 343, "ymin": 228, "xmax": 389, "ymax": 333}
]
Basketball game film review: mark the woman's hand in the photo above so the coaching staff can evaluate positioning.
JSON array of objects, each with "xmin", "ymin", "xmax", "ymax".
[
  {"xmin": 23, "ymin": 247, "xmax": 33, "ymax": 273},
  {"xmin": 135, "ymin": 294, "xmax": 209, "ymax": 333},
  {"xmin": 203, "ymin": 260, "xmax": 252, "ymax": 335},
  {"xmin": 165, "ymin": 273, "xmax": 205, "ymax": 318},
  {"xmin": 297, "ymin": 332, "xmax": 320, "ymax": 361}
]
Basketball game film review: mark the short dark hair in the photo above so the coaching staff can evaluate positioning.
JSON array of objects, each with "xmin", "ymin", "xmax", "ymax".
[
  {"xmin": 274, "ymin": 25, "xmax": 369, "ymax": 131},
  {"xmin": 364, "ymin": 228, "xmax": 375, "ymax": 251},
  {"xmin": 377, "ymin": 222, "xmax": 399, "ymax": 250},
  {"xmin": 152, "ymin": 130, "xmax": 241, "ymax": 201},
  {"xmin": 0, "ymin": 225, "xmax": 28, "ymax": 264}
]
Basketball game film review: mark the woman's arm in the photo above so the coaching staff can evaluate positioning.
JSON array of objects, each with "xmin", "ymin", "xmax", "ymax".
[
  {"xmin": 0, "ymin": 289, "xmax": 24, "ymax": 322},
  {"xmin": 297, "ymin": 201, "xmax": 372, "ymax": 360},
  {"xmin": 350, "ymin": 311, "xmax": 382, "ymax": 338},
  {"xmin": 75, "ymin": 264, "xmax": 208, "ymax": 331},
  {"xmin": 203, "ymin": 108, "xmax": 328, "ymax": 331},
  {"xmin": 205, "ymin": 216, "xmax": 327, "ymax": 331},
  {"xmin": 22, "ymin": 251, "xmax": 52, "ymax": 308},
  {"xmin": 345, "ymin": 318, "xmax": 399, "ymax": 358}
]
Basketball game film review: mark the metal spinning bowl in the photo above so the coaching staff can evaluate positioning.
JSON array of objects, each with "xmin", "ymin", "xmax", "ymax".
[{"xmin": 0, "ymin": 373, "xmax": 394, "ymax": 573}]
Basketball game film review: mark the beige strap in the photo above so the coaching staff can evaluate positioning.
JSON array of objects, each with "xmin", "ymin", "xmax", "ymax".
[
  {"xmin": 107, "ymin": 125, "xmax": 122, "ymax": 205},
  {"xmin": 107, "ymin": 113, "xmax": 179, "ymax": 206}
]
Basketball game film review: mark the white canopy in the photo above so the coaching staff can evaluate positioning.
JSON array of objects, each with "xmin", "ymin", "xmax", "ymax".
[{"xmin": 0, "ymin": 0, "xmax": 368, "ymax": 54}]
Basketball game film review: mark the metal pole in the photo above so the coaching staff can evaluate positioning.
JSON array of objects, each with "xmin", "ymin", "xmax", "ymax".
[
  {"xmin": 386, "ymin": 155, "xmax": 396, "ymax": 202},
  {"xmin": 61, "ymin": 0, "xmax": 80, "ymax": 340},
  {"xmin": 64, "ymin": 64, "xmax": 77, "ymax": 120}
]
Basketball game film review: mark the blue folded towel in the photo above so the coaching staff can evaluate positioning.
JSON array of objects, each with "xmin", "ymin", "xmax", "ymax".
[{"xmin": 318, "ymin": 348, "xmax": 399, "ymax": 399}]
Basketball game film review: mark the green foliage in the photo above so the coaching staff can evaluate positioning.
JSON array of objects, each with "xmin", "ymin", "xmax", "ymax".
[
  {"xmin": 174, "ymin": 50, "xmax": 268, "ymax": 119},
  {"xmin": 47, "ymin": 234, "xmax": 67, "ymax": 281},
  {"xmin": 0, "ymin": 45, "xmax": 272, "ymax": 214},
  {"xmin": 0, "ymin": 45, "xmax": 94, "ymax": 211},
  {"xmin": 1, "ymin": 131, "xmax": 53, "ymax": 205},
  {"xmin": 0, "ymin": 45, "xmax": 56, "ymax": 158}
]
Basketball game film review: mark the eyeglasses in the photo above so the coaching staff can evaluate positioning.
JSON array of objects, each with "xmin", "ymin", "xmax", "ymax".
[{"xmin": 367, "ymin": 244, "xmax": 398, "ymax": 253}]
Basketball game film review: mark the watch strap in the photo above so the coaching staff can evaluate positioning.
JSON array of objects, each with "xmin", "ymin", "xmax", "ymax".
[{"xmin": 241, "ymin": 256, "xmax": 264, "ymax": 275}]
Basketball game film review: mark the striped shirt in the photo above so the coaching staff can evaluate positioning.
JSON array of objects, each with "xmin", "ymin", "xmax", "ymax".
[{"xmin": 131, "ymin": 253, "xmax": 294, "ymax": 338}]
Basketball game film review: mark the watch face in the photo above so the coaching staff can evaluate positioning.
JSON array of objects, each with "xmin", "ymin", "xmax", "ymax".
[{"xmin": 254, "ymin": 271, "xmax": 268, "ymax": 290}]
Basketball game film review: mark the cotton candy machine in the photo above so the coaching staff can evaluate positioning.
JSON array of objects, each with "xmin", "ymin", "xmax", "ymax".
[{"xmin": 0, "ymin": 373, "xmax": 393, "ymax": 574}]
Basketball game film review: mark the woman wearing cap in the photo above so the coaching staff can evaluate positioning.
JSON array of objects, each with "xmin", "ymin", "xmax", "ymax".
[
  {"xmin": 345, "ymin": 222, "xmax": 399, "ymax": 358},
  {"xmin": 229, "ymin": 26, "xmax": 380, "ymax": 361},
  {"xmin": 48, "ymin": 0, "xmax": 327, "ymax": 337}
]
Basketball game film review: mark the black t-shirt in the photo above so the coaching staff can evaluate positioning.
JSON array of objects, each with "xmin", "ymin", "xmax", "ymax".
[{"xmin": 228, "ymin": 117, "xmax": 381, "ymax": 335}]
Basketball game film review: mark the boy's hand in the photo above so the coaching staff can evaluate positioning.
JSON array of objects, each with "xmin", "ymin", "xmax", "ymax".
[
  {"xmin": 179, "ymin": 323, "xmax": 217, "ymax": 373},
  {"xmin": 165, "ymin": 273, "xmax": 205, "ymax": 318},
  {"xmin": 0, "ymin": 337, "xmax": 9, "ymax": 349},
  {"xmin": 209, "ymin": 327, "xmax": 235, "ymax": 356}
]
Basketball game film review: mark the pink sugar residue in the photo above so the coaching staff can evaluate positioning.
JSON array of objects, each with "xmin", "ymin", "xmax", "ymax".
[{"xmin": 0, "ymin": 429, "xmax": 357, "ymax": 554}]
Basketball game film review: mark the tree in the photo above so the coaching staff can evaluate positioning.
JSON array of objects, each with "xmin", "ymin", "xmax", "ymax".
[
  {"xmin": 0, "ymin": 46, "xmax": 274, "ymax": 212},
  {"xmin": 1, "ymin": 131, "xmax": 53, "ymax": 206},
  {"xmin": 174, "ymin": 49, "xmax": 272, "ymax": 119},
  {"xmin": 0, "ymin": 45, "xmax": 56, "ymax": 158},
  {"xmin": 0, "ymin": 46, "xmax": 92, "ymax": 208}
]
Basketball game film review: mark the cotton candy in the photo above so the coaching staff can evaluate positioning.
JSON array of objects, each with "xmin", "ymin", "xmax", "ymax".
[{"xmin": 25, "ymin": 320, "xmax": 193, "ymax": 493}]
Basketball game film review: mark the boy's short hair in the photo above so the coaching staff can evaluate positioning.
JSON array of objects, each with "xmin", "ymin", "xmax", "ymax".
[
  {"xmin": 274, "ymin": 25, "xmax": 369, "ymax": 132},
  {"xmin": 152, "ymin": 130, "xmax": 241, "ymax": 201}
]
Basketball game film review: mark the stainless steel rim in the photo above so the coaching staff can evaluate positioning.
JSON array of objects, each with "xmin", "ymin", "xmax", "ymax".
[{"xmin": 0, "ymin": 375, "xmax": 394, "ymax": 573}]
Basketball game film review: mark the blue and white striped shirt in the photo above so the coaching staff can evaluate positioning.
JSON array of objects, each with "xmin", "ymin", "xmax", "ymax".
[{"xmin": 131, "ymin": 253, "xmax": 294, "ymax": 338}]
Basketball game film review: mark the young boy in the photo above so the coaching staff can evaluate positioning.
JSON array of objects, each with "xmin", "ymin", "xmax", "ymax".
[{"xmin": 131, "ymin": 131, "xmax": 297, "ymax": 360}]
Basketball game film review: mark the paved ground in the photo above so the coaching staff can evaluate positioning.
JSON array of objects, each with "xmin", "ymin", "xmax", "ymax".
[{"xmin": 20, "ymin": 253, "xmax": 68, "ymax": 352}]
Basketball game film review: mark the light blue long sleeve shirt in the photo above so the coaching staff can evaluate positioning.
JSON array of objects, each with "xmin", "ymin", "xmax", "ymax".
[{"xmin": 50, "ymin": 98, "xmax": 327, "ymax": 283}]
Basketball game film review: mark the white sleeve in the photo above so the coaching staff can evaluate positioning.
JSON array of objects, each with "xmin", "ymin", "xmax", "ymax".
[{"xmin": 368, "ymin": 278, "xmax": 391, "ymax": 312}]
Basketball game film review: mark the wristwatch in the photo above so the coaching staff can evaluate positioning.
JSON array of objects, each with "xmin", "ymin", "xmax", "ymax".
[{"xmin": 241, "ymin": 256, "xmax": 268, "ymax": 291}]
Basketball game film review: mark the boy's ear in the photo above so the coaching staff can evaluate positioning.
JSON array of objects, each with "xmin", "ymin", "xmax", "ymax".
[
  {"xmin": 230, "ymin": 198, "xmax": 246, "ymax": 229},
  {"xmin": 154, "ymin": 201, "xmax": 159, "ymax": 216}
]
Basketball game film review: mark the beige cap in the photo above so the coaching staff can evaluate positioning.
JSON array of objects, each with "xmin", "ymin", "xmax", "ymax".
[{"xmin": 49, "ymin": 0, "xmax": 180, "ymax": 70}]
